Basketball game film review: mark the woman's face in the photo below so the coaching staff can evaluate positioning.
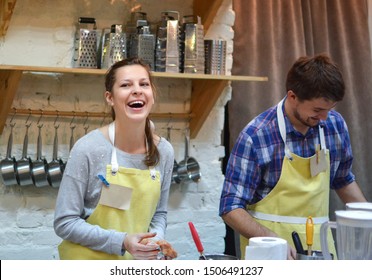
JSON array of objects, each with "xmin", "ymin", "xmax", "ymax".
[{"xmin": 106, "ymin": 64, "xmax": 154, "ymax": 123}]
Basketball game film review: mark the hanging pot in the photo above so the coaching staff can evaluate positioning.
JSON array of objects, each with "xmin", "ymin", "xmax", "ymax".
[
  {"xmin": 0, "ymin": 124, "xmax": 17, "ymax": 186},
  {"xmin": 31, "ymin": 125, "xmax": 49, "ymax": 187},
  {"xmin": 177, "ymin": 130, "xmax": 201, "ymax": 183},
  {"xmin": 166, "ymin": 127, "xmax": 181, "ymax": 184},
  {"xmin": 47, "ymin": 125, "xmax": 65, "ymax": 188},
  {"xmin": 15, "ymin": 124, "xmax": 33, "ymax": 186}
]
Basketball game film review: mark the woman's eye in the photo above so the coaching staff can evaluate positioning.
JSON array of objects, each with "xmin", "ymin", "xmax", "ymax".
[{"xmin": 141, "ymin": 82, "xmax": 150, "ymax": 87}]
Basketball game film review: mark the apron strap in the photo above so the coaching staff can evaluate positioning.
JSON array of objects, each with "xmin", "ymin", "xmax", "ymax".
[
  {"xmin": 248, "ymin": 210, "xmax": 329, "ymax": 224},
  {"xmin": 276, "ymin": 98, "xmax": 327, "ymax": 157},
  {"xmin": 108, "ymin": 122, "xmax": 119, "ymax": 174},
  {"xmin": 319, "ymin": 125, "xmax": 326, "ymax": 151},
  {"xmin": 108, "ymin": 121, "xmax": 156, "ymax": 179},
  {"xmin": 277, "ymin": 99, "xmax": 293, "ymax": 160}
]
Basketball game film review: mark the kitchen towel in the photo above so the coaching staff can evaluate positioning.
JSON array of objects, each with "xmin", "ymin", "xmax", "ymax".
[{"xmin": 245, "ymin": 237, "xmax": 287, "ymax": 260}]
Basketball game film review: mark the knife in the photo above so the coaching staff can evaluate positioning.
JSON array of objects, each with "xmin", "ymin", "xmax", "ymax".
[{"xmin": 291, "ymin": 231, "xmax": 305, "ymax": 255}]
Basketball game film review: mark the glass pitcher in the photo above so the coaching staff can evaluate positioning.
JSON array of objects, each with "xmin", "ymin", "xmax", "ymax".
[{"xmin": 320, "ymin": 210, "xmax": 372, "ymax": 260}]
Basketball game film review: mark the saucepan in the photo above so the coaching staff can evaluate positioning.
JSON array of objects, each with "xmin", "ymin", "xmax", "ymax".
[
  {"xmin": 15, "ymin": 123, "xmax": 33, "ymax": 186},
  {"xmin": 177, "ymin": 130, "xmax": 201, "ymax": 183},
  {"xmin": 166, "ymin": 127, "xmax": 181, "ymax": 184},
  {"xmin": 47, "ymin": 125, "xmax": 65, "ymax": 188},
  {"xmin": 0, "ymin": 123, "xmax": 17, "ymax": 186},
  {"xmin": 31, "ymin": 124, "xmax": 49, "ymax": 188}
]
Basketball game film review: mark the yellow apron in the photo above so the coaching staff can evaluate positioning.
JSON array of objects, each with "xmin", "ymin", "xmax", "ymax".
[
  {"xmin": 58, "ymin": 122, "xmax": 161, "ymax": 260},
  {"xmin": 240, "ymin": 99, "xmax": 336, "ymax": 259}
]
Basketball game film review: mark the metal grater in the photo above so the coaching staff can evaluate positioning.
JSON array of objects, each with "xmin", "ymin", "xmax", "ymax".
[
  {"xmin": 180, "ymin": 15, "xmax": 205, "ymax": 74},
  {"xmin": 73, "ymin": 17, "xmax": 98, "ymax": 68},
  {"xmin": 204, "ymin": 39, "xmax": 226, "ymax": 75},
  {"xmin": 101, "ymin": 24, "xmax": 127, "ymax": 69},
  {"xmin": 155, "ymin": 11, "xmax": 180, "ymax": 73},
  {"xmin": 129, "ymin": 20, "xmax": 155, "ymax": 70}
]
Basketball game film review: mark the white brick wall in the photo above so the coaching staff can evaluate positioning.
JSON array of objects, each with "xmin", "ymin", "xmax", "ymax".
[{"xmin": 0, "ymin": 0, "xmax": 234, "ymax": 260}]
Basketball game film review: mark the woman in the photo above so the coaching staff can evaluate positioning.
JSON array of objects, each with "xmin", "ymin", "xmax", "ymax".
[{"xmin": 54, "ymin": 58, "xmax": 176, "ymax": 260}]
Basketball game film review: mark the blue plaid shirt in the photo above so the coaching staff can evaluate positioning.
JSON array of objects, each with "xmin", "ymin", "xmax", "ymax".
[{"xmin": 219, "ymin": 102, "xmax": 355, "ymax": 216}]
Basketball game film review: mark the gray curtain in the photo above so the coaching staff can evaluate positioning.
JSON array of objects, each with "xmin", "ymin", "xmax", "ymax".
[{"xmin": 229, "ymin": 0, "xmax": 372, "ymax": 218}]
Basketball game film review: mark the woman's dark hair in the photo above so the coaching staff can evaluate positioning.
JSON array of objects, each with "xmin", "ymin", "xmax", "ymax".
[
  {"xmin": 285, "ymin": 54, "xmax": 345, "ymax": 102},
  {"xmin": 105, "ymin": 57, "xmax": 160, "ymax": 167}
]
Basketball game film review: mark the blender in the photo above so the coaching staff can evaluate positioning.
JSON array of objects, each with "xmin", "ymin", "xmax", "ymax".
[{"xmin": 320, "ymin": 210, "xmax": 372, "ymax": 260}]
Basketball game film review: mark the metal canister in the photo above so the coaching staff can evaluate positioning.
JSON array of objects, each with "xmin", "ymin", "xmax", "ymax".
[
  {"xmin": 101, "ymin": 24, "xmax": 127, "ymax": 69},
  {"xmin": 180, "ymin": 15, "xmax": 205, "ymax": 74},
  {"xmin": 73, "ymin": 17, "xmax": 98, "ymax": 68},
  {"xmin": 204, "ymin": 39, "xmax": 226, "ymax": 75},
  {"xmin": 155, "ymin": 11, "xmax": 180, "ymax": 73}
]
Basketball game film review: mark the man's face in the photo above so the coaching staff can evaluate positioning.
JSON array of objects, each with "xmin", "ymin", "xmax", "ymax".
[{"xmin": 292, "ymin": 96, "xmax": 337, "ymax": 128}]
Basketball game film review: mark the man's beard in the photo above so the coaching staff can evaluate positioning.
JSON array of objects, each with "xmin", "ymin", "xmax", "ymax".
[{"xmin": 293, "ymin": 109, "xmax": 319, "ymax": 128}]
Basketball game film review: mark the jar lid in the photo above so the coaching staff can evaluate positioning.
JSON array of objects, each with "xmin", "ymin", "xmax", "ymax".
[
  {"xmin": 346, "ymin": 202, "xmax": 372, "ymax": 211},
  {"xmin": 335, "ymin": 210, "xmax": 372, "ymax": 227}
]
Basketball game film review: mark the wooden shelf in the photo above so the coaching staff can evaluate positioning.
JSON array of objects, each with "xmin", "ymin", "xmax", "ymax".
[
  {"xmin": 0, "ymin": 65, "xmax": 268, "ymax": 138},
  {"xmin": 0, "ymin": 0, "xmax": 268, "ymax": 138}
]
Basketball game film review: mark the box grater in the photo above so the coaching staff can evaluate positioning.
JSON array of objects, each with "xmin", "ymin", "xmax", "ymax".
[
  {"xmin": 129, "ymin": 20, "xmax": 155, "ymax": 70},
  {"xmin": 204, "ymin": 39, "xmax": 226, "ymax": 75},
  {"xmin": 73, "ymin": 17, "xmax": 98, "ymax": 68},
  {"xmin": 180, "ymin": 15, "xmax": 205, "ymax": 74},
  {"xmin": 155, "ymin": 11, "xmax": 180, "ymax": 73},
  {"xmin": 101, "ymin": 24, "xmax": 127, "ymax": 69}
]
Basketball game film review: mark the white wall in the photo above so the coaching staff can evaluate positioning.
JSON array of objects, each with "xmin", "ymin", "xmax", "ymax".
[{"xmin": 0, "ymin": 0, "xmax": 234, "ymax": 260}]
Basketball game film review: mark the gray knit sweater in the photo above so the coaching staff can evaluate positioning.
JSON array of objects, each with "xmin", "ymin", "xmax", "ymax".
[{"xmin": 54, "ymin": 129, "xmax": 174, "ymax": 256}]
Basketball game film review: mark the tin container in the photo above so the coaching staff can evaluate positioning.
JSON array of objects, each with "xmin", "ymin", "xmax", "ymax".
[{"xmin": 296, "ymin": 250, "xmax": 333, "ymax": 260}]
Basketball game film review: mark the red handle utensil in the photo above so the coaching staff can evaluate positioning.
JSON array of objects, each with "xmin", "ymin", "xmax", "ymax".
[{"xmin": 188, "ymin": 221, "xmax": 207, "ymax": 259}]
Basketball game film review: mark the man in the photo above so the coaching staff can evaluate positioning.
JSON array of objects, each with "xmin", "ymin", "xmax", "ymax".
[{"xmin": 219, "ymin": 54, "xmax": 367, "ymax": 259}]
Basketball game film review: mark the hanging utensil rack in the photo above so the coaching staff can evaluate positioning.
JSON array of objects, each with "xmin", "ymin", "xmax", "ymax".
[{"xmin": 9, "ymin": 108, "xmax": 194, "ymax": 121}]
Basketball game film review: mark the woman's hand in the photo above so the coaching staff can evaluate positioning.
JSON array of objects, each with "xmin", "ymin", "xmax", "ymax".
[{"xmin": 123, "ymin": 232, "xmax": 160, "ymax": 260}]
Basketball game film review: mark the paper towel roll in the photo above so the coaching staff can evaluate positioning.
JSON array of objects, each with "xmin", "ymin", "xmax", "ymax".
[{"xmin": 245, "ymin": 237, "xmax": 287, "ymax": 260}]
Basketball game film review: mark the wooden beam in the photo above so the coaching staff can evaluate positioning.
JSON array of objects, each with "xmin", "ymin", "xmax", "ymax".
[
  {"xmin": 189, "ymin": 79, "xmax": 228, "ymax": 138},
  {"xmin": 0, "ymin": 0, "xmax": 17, "ymax": 37},
  {"xmin": 0, "ymin": 69, "xmax": 22, "ymax": 134},
  {"xmin": 193, "ymin": 0, "xmax": 224, "ymax": 32}
]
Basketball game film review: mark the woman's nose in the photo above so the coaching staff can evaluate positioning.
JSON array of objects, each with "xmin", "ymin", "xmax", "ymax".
[{"xmin": 132, "ymin": 84, "xmax": 142, "ymax": 95}]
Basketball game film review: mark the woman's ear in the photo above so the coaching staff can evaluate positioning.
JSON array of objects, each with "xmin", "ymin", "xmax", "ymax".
[{"xmin": 105, "ymin": 91, "xmax": 113, "ymax": 106}]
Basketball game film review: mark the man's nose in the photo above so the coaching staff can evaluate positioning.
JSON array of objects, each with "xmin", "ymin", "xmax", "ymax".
[{"xmin": 319, "ymin": 111, "xmax": 329, "ymax": 120}]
